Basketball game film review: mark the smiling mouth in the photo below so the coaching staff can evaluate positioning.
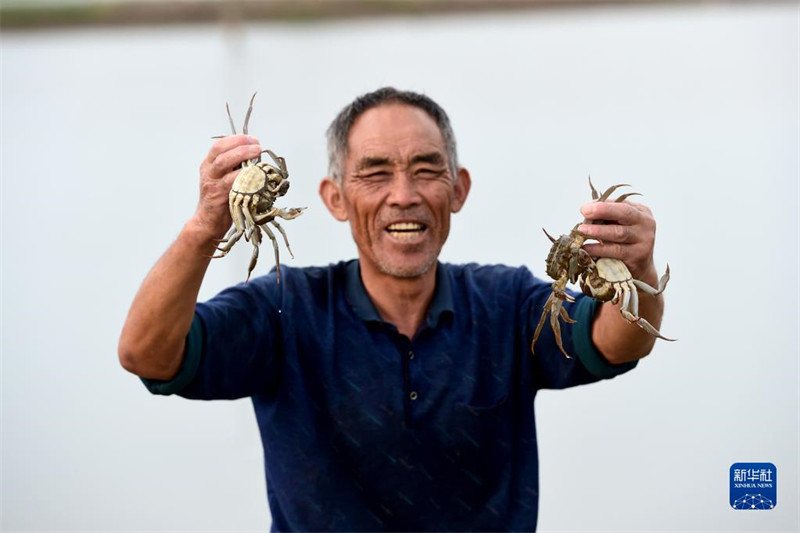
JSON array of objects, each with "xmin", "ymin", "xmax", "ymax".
[{"xmin": 386, "ymin": 222, "xmax": 427, "ymax": 239}]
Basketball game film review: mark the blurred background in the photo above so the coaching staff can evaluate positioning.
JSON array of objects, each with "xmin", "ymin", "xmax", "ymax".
[{"xmin": 2, "ymin": 0, "xmax": 797, "ymax": 531}]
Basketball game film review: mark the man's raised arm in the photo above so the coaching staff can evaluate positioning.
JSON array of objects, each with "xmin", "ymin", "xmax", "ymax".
[{"xmin": 118, "ymin": 135, "xmax": 262, "ymax": 380}]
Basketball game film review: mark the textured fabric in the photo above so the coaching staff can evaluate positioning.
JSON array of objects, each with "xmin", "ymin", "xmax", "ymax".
[{"xmin": 143, "ymin": 261, "xmax": 636, "ymax": 531}]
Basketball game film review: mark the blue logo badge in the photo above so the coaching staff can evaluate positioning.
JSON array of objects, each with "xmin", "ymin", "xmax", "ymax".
[{"xmin": 730, "ymin": 462, "xmax": 776, "ymax": 510}]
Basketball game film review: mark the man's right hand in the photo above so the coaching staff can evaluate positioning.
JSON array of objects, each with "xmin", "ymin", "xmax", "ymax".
[
  {"xmin": 118, "ymin": 135, "xmax": 263, "ymax": 380},
  {"xmin": 193, "ymin": 134, "xmax": 263, "ymax": 239}
]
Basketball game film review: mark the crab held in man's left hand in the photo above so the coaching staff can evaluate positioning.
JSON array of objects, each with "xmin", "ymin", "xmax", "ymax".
[{"xmin": 531, "ymin": 178, "xmax": 675, "ymax": 358}]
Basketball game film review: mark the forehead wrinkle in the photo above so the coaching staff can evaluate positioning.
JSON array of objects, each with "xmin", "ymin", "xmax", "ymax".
[{"xmin": 347, "ymin": 105, "xmax": 447, "ymax": 167}]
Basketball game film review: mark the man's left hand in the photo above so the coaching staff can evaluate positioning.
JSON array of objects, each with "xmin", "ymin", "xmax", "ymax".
[{"xmin": 577, "ymin": 200, "xmax": 659, "ymax": 286}]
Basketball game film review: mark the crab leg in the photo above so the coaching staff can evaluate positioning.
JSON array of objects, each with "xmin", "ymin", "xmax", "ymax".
[
  {"xmin": 241, "ymin": 199, "xmax": 259, "ymax": 241},
  {"xmin": 629, "ymin": 282, "xmax": 640, "ymax": 317},
  {"xmin": 620, "ymin": 308, "xmax": 676, "ymax": 342},
  {"xmin": 251, "ymin": 206, "xmax": 306, "ymax": 265},
  {"xmin": 635, "ymin": 318, "xmax": 675, "ymax": 341},
  {"xmin": 254, "ymin": 207, "xmax": 306, "ymax": 226},
  {"xmin": 230, "ymin": 194, "xmax": 246, "ymax": 227},
  {"xmin": 270, "ymin": 220, "xmax": 295, "ymax": 259},
  {"xmin": 220, "ymin": 223, "xmax": 237, "ymax": 242},
  {"xmin": 531, "ymin": 285, "xmax": 576, "ymax": 357},
  {"xmin": 632, "ymin": 264, "xmax": 671, "ymax": 296},
  {"xmin": 615, "ymin": 192, "xmax": 642, "ymax": 203},
  {"xmin": 588, "ymin": 176, "xmax": 601, "ymax": 200},
  {"xmin": 245, "ymin": 226, "xmax": 261, "ymax": 282},
  {"xmin": 619, "ymin": 283, "xmax": 631, "ymax": 315},
  {"xmin": 559, "ymin": 305, "xmax": 576, "ymax": 324},
  {"xmin": 242, "ymin": 92, "xmax": 257, "ymax": 135},
  {"xmin": 531, "ymin": 293, "xmax": 555, "ymax": 355},
  {"xmin": 273, "ymin": 207, "xmax": 306, "ymax": 220},
  {"xmin": 589, "ymin": 176, "xmax": 630, "ymax": 201},
  {"xmin": 598, "ymin": 185, "xmax": 628, "ymax": 202},
  {"xmin": 263, "ymin": 149, "xmax": 287, "ymax": 175},
  {"xmin": 225, "ymin": 103, "xmax": 237, "ymax": 135},
  {"xmin": 618, "ymin": 279, "xmax": 676, "ymax": 341},
  {"xmin": 262, "ymin": 224, "xmax": 282, "ymax": 284},
  {"xmin": 550, "ymin": 306, "xmax": 571, "ymax": 358},
  {"xmin": 214, "ymin": 203, "xmax": 247, "ymax": 256},
  {"xmin": 216, "ymin": 212, "xmax": 238, "ymax": 247},
  {"xmin": 588, "ymin": 176, "xmax": 642, "ymax": 208}
]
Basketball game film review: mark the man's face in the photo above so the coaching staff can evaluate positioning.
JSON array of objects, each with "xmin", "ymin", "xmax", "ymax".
[{"xmin": 330, "ymin": 104, "xmax": 469, "ymax": 279}]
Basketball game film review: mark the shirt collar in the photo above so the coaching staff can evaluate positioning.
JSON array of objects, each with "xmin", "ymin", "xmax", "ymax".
[{"xmin": 345, "ymin": 260, "xmax": 455, "ymax": 328}]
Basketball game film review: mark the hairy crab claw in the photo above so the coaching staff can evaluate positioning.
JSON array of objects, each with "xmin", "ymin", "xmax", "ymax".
[{"xmin": 386, "ymin": 221, "xmax": 427, "ymax": 239}]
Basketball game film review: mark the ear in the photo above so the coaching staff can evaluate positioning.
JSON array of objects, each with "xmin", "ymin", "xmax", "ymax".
[
  {"xmin": 450, "ymin": 167, "xmax": 472, "ymax": 213},
  {"xmin": 319, "ymin": 177, "xmax": 349, "ymax": 221}
]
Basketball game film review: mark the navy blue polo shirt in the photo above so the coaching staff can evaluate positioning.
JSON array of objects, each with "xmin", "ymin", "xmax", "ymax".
[{"xmin": 144, "ymin": 260, "xmax": 636, "ymax": 531}]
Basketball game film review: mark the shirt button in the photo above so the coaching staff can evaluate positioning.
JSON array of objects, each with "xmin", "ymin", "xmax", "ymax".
[
  {"xmin": 408, "ymin": 350, "xmax": 415, "ymax": 360},
  {"xmin": 409, "ymin": 391, "xmax": 419, "ymax": 401}
]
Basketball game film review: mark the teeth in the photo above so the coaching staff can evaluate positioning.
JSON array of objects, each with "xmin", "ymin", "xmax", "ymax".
[{"xmin": 387, "ymin": 222, "xmax": 424, "ymax": 231}]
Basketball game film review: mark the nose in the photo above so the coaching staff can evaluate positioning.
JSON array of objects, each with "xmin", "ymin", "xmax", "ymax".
[{"xmin": 386, "ymin": 171, "xmax": 422, "ymax": 208}]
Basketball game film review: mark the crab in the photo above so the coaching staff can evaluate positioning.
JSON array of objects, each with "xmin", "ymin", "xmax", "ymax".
[
  {"xmin": 212, "ymin": 93, "xmax": 306, "ymax": 283},
  {"xmin": 530, "ymin": 178, "xmax": 673, "ymax": 358}
]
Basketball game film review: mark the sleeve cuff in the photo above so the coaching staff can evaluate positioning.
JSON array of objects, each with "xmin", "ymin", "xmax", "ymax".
[
  {"xmin": 572, "ymin": 297, "xmax": 638, "ymax": 379},
  {"xmin": 141, "ymin": 315, "xmax": 204, "ymax": 396}
]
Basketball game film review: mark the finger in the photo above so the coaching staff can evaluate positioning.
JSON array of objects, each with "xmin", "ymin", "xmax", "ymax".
[
  {"xmin": 207, "ymin": 143, "xmax": 263, "ymax": 178},
  {"xmin": 204, "ymin": 134, "xmax": 260, "ymax": 166},
  {"xmin": 577, "ymin": 223, "xmax": 637, "ymax": 244},
  {"xmin": 221, "ymin": 168, "xmax": 241, "ymax": 189},
  {"xmin": 625, "ymin": 200, "xmax": 653, "ymax": 217},
  {"xmin": 582, "ymin": 242, "xmax": 626, "ymax": 260},
  {"xmin": 199, "ymin": 168, "xmax": 239, "ymax": 203},
  {"xmin": 580, "ymin": 200, "xmax": 646, "ymax": 226}
]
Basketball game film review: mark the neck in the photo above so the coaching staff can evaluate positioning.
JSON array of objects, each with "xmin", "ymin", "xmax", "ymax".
[{"xmin": 359, "ymin": 261, "xmax": 437, "ymax": 339}]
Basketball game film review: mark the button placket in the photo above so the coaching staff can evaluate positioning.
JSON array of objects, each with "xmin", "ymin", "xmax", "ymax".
[
  {"xmin": 405, "ymin": 348, "xmax": 420, "ymax": 410},
  {"xmin": 408, "ymin": 351, "xmax": 419, "ymax": 400}
]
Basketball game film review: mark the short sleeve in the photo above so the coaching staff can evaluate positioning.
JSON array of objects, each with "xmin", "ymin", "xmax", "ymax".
[
  {"xmin": 141, "ymin": 275, "xmax": 282, "ymax": 400},
  {"xmin": 141, "ymin": 314, "xmax": 205, "ymax": 396},
  {"xmin": 520, "ymin": 268, "xmax": 637, "ymax": 390}
]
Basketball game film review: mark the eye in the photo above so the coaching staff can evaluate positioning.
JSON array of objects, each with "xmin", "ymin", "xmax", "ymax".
[
  {"xmin": 363, "ymin": 170, "xmax": 391, "ymax": 179},
  {"xmin": 415, "ymin": 167, "xmax": 444, "ymax": 179}
]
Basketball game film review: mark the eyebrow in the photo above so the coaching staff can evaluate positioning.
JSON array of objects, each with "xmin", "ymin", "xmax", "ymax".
[
  {"xmin": 410, "ymin": 152, "xmax": 445, "ymax": 166},
  {"xmin": 355, "ymin": 156, "xmax": 393, "ymax": 171},
  {"xmin": 354, "ymin": 152, "xmax": 446, "ymax": 172}
]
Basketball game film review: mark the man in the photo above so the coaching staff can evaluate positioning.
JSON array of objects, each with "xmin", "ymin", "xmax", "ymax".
[{"xmin": 118, "ymin": 87, "xmax": 666, "ymax": 531}]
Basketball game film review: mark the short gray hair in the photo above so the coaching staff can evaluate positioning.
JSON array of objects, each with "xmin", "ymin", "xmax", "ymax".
[{"xmin": 326, "ymin": 87, "xmax": 459, "ymax": 181}]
